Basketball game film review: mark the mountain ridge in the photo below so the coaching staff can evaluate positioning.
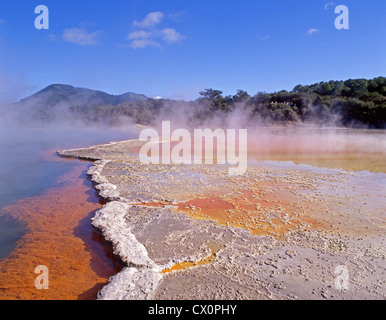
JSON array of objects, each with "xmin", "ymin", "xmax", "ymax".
[{"xmin": 15, "ymin": 83, "xmax": 148, "ymax": 108}]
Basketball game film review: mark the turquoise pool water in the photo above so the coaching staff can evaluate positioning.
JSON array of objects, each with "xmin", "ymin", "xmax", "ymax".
[{"xmin": 0, "ymin": 125, "xmax": 135, "ymax": 260}]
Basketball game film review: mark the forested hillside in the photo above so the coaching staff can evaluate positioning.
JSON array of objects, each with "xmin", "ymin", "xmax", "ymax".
[
  {"xmin": 87, "ymin": 77, "xmax": 386, "ymax": 128},
  {"xmin": 10, "ymin": 77, "xmax": 386, "ymax": 128}
]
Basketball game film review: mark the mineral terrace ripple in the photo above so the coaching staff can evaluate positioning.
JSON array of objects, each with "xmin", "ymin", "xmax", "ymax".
[{"xmin": 57, "ymin": 139, "xmax": 386, "ymax": 300}]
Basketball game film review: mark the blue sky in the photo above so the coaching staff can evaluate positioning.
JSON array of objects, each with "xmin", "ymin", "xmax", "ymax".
[{"xmin": 0, "ymin": 0, "xmax": 385, "ymax": 101}]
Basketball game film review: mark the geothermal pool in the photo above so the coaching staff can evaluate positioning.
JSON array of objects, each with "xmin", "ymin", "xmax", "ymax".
[
  {"xmin": 0, "ymin": 126, "xmax": 134, "ymax": 299},
  {"xmin": 0, "ymin": 127, "xmax": 385, "ymax": 299}
]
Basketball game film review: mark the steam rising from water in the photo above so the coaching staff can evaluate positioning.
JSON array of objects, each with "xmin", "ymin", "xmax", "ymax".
[
  {"xmin": 0, "ymin": 114, "xmax": 138, "ymax": 260},
  {"xmin": 144, "ymin": 101, "xmax": 386, "ymax": 171},
  {"xmin": 0, "ymin": 86, "xmax": 385, "ymax": 175}
]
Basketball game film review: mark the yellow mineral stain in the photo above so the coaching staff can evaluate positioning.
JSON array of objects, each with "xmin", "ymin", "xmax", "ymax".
[
  {"xmin": 175, "ymin": 187, "xmax": 318, "ymax": 238},
  {"xmin": 161, "ymin": 250, "xmax": 217, "ymax": 273}
]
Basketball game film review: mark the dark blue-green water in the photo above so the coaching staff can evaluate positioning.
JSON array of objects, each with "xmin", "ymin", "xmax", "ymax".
[{"xmin": 0, "ymin": 125, "xmax": 135, "ymax": 259}]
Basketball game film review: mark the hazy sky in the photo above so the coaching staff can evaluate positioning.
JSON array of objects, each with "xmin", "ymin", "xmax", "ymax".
[{"xmin": 0, "ymin": 0, "xmax": 385, "ymax": 101}]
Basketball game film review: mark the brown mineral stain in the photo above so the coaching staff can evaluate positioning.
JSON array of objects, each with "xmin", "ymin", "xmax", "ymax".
[{"xmin": 0, "ymin": 158, "xmax": 122, "ymax": 300}]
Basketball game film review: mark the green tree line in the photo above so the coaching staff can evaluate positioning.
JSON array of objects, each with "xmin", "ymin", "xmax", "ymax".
[{"xmin": 78, "ymin": 76, "xmax": 386, "ymax": 128}]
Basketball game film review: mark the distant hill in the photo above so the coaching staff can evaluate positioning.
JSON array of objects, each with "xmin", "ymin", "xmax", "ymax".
[
  {"xmin": 10, "ymin": 84, "xmax": 148, "ymax": 123},
  {"xmin": 16, "ymin": 84, "xmax": 148, "ymax": 108}
]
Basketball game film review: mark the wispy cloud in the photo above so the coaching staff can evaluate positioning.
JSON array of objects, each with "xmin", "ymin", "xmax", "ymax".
[
  {"xmin": 48, "ymin": 34, "xmax": 59, "ymax": 43},
  {"xmin": 160, "ymin": 28, "xmax": 185, "ymax": 44},
  {"xmin": 0, "ymin": 19, "xmax": 6, "ymax": 25},
  {"xmin": 127, "ymin": 12, "xmax": 185, "ymax": 49},
  {"xmin": 133, "ymin": 11, "xmax": 164, "ymax": 29},
  {"xmin": 306, "ymin": 28, "xmax": 319, "ymax": 35},
  {"xmin": 130, "ymin": 39, "xmax": 161, "ymax": 49},
  {"xmin": 128, "ymin": 30, "xmax": 153, "ymax": 40},
  {"xmin": 324, "ymin": 1, "xmax": 335, "ymax": 10},
  {"xmin": 62, "ymin": 27, "xmax": 101, "ymax": 46},
  {"xmin": 168, "ymin": 11, "xmax": 186, "ymax": 21},
  {"xmin": 261, "ymin": 35, "xmax": 270, "ymax": 41},
  {"xmin": 127, "ymin": 28, "xmax": 184, "ymax": 49}
]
